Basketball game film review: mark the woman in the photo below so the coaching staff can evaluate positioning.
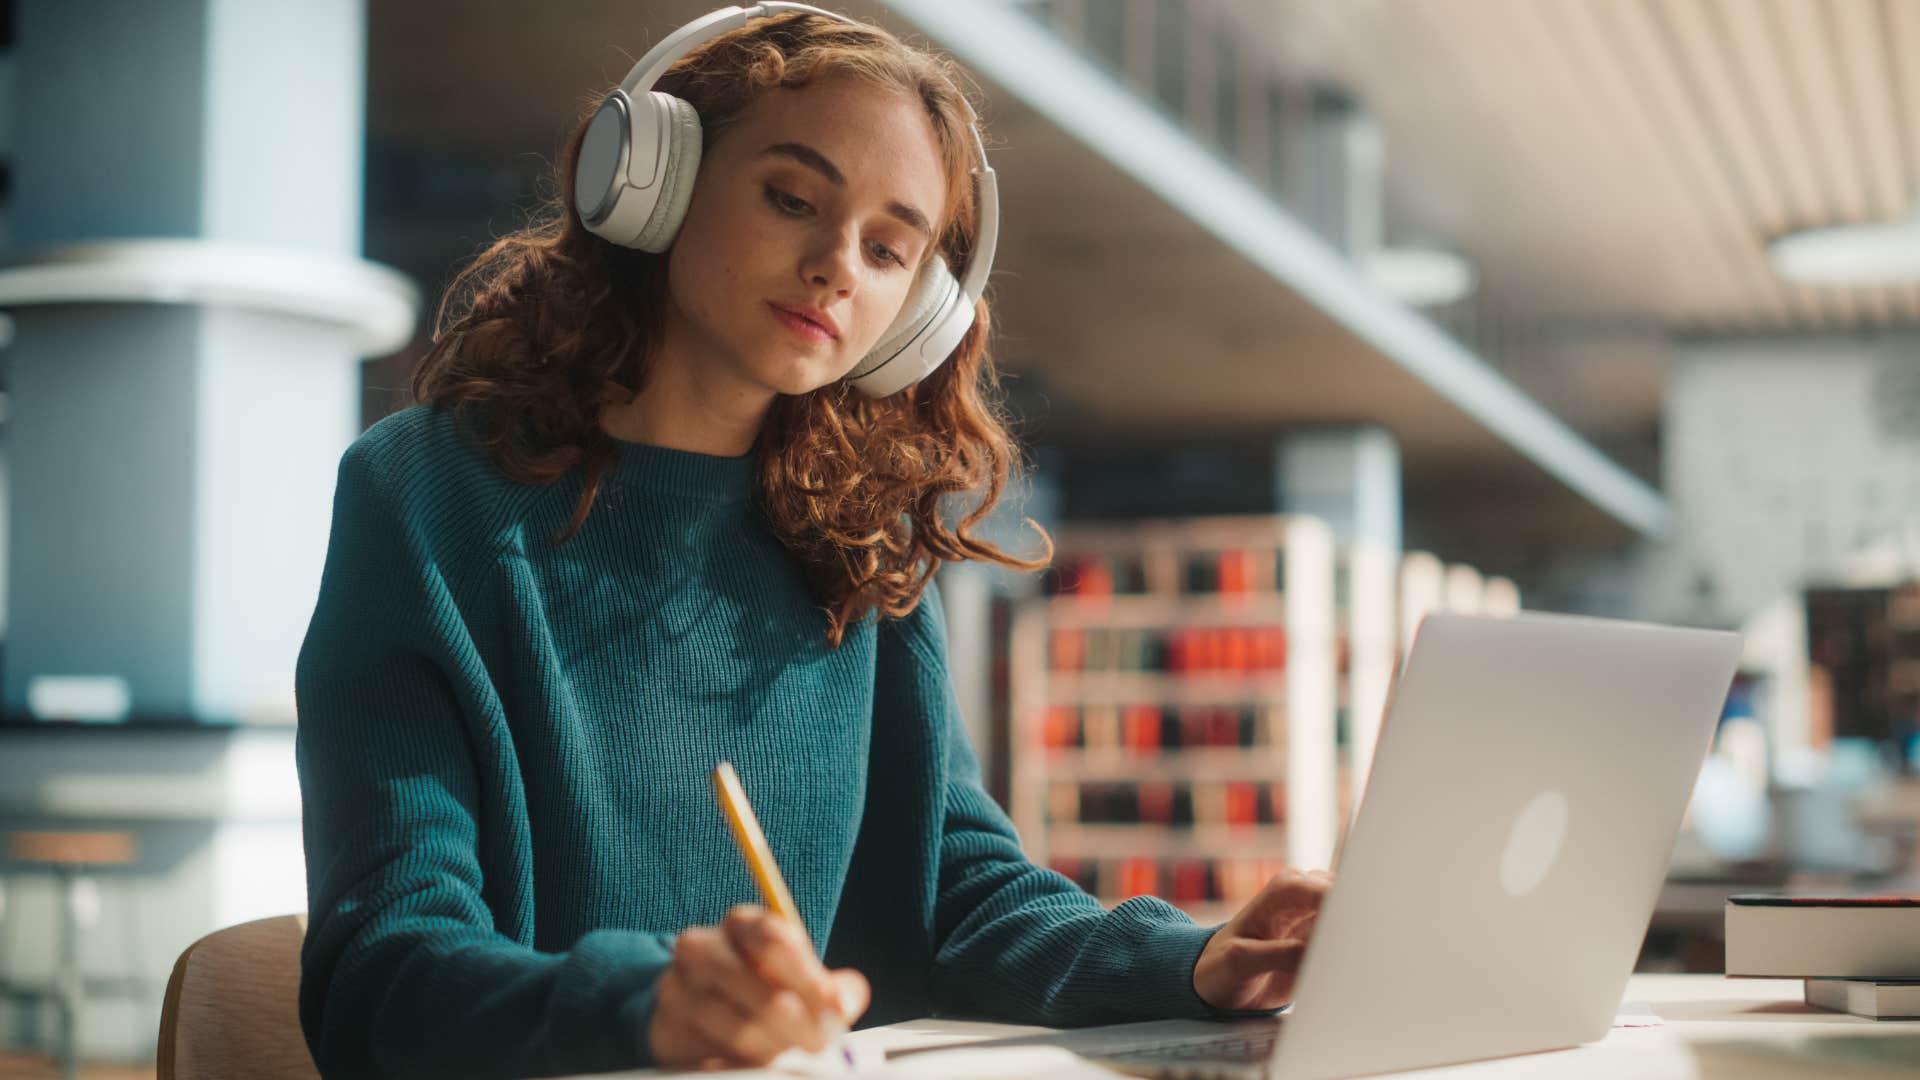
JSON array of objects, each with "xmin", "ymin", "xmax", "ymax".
[{"xmin": 295, "ymin": 6, "xmax": 1329, "ymax": 1076}]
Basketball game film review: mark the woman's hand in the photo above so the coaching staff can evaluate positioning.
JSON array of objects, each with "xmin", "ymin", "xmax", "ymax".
[
  {"xmin": 648, "ymin": 904, "xmax": 871, "ymax": 1070},
  {"xmin": 1191, "ymin": 868, "xmax": 1334, "ymax": 1012}
]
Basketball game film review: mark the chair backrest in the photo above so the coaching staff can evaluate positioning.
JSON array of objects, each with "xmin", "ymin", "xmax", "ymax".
[{"xmin": 156, "ymin": 913, "xmax": 319, "ymax": 1080}]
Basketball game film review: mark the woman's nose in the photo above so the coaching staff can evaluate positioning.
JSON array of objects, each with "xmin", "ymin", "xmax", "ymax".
[{"xmin": 801, "ymin": 228, "xmax": 859, "ymax": 294}]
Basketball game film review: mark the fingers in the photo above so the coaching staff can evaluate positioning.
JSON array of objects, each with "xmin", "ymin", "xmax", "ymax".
[
  {"xmin": 1191, "ymin": 912, "xmax": 1321, "ymax": 1012},
  {"xmin": 662, "ymin": 973, "xmax": 826, "ymax": 1067},
  {"xmin": 1242, "ymin": 869, "xmax": 1332, "ymax": 935},
  {"xmin": 1259, "ymin": 868, "xmax": 1334, "ymax": 908},
  {"xmin": 676, "ymin": 976, "xmax": 792, "ymax": 1066},
  {"xmin": 1222, "ymin": 930, "xmax": 1315, "ymax": 1012},
  {"xmin": 829, "ymin": 968, "xmax": 871, "ymax": 1023},
  {"xmin": 674, "ymin": 926, "xmax": 776, "ymax": 1016},
  {"xmin": 650, "ymin": 965, "xmax": 733, "ymax": 1066},
  {"xmin": 648, "ymin": 908, "xmax": 859, "ymax": 1070},
  {"xmin": 722, "ymin": 904, "xmax": 841, "ymax": 1016},
  {"xmin": 1218, "ymin": 925, "xmax": 1314, "ymax": 981},
  {"xmin": 1195, "ymin": 869, "xmax": 1336, "ymax": 1012},
  {"xmin": 672, "ymin": 927, "xmax": 828, "ymax": 1055}
]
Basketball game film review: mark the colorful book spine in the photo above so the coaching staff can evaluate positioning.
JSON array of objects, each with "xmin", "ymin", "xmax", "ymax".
[{"xmin": 1035, "ymin": 540, "xmax": 1306, "ymax": 918}]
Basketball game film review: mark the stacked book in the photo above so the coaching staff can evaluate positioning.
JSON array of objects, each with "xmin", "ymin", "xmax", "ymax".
[{"xmin": 1725, "ymin": 895, "xmax": 1920, "ymax": 1019}]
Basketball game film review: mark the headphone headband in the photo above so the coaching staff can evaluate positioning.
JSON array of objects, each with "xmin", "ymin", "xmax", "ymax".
[{"xmin": 620, "ymin": 4, "xmax": 840, "ymax": 97}]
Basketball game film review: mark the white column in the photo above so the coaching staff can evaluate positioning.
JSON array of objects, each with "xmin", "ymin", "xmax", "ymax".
[
  {"xmin": 3, "ymin": 0, "xmax": 414, "ymax": 727},
  {"xmin": 1284, "ymin": 517, "xmax": 1338, "ymax": 870},
  {"xmin": 0, "ymin": 2, "xmax": 415, "ymax": 1060}
]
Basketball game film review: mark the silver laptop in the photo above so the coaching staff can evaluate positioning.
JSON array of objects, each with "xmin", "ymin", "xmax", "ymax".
[{"xmin": 932, "ymin": 612, "xmax": 1742, "ymax": 1080}]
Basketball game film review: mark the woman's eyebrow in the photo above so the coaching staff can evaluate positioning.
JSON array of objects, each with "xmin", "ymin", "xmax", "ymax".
[{"xmin": 757, "ymin": 141, "xmax": 933, "ymax": 239}]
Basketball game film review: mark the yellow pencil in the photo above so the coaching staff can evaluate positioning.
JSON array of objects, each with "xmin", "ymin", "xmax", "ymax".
[
  {"xmin": 711, "ymin": 761, "xmax": 806, "ymax": 936},
  {"xmin": 711, "ymin": 761, "xmax": 861, "ymax": 1072}
]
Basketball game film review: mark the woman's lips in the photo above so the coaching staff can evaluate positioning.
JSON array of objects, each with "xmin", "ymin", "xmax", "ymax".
[{"xmin": 767, "ymin": 302, "xmax": 837, "ymax": 343}]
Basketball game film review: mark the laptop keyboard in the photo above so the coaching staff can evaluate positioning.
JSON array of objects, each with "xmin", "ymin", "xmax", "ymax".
[{"xmin": 1096, "ymin": 1029, "xmax": 1280, "ymax": 1065}]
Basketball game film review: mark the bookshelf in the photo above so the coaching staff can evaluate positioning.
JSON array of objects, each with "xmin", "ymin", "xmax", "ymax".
[
  {"xmin": 1398, "ymin": 551, "xmax": 1446, "ymax": 655},
  {"xmin": 1008, "ymin": 522, "xmax": 1524, "ymax": 923},
  {"xmin": 1009, "ymin": 515, "xmax": 1338, "ymax": 922},
  {"xmin": 1483, "ymin": 575, "xmax": 1522, "ymax": 616},
  {"xmin": 1443, "ymin": 562, "xmax": 1485, "ymax": 615},
  {"xmin": 1803, "ymin": 583, "xmax": 1920, "ymax": 764}
]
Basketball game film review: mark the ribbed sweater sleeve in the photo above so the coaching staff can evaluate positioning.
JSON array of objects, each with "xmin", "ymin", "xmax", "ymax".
[
  {"xmin": 895, "ymin": 587, "xmax": 1227, "ymax": 1026},
  {"xmin": 295, "ymin": 443, "xmax": 673, "ymax": 1079}
]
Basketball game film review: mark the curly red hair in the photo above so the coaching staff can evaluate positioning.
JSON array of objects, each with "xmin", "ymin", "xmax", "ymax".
[{"xmin": 410, "ymin": 9, "xmax": 1048, "ymax": 645}]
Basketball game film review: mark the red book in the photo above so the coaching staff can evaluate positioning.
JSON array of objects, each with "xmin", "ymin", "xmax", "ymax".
[
  {"xmin": 1275, "ymin": 627, "xmax": 1292, "ymax": 671},
  {"xmin": 1218, "ymin": 549, "xmax": 1252, "ymax": 594},
  {"xmin": 1224, "ymin": 782, "xmax": 1259, "ymax": 826},
  {"xmin": 1049, "ymin": 858, "xmax": 1088, "ymax": 891},
  {"xmin": 1064, "ymin": 556, "xmax": 1113, "ymax": 597},
  {"xmin": 1178, "ymin": 707, "xmax": 1210, "ymax": 750},
  {"xmin": 1041, "ymin": 706, "xmax": 1078, "ymax": 751},
  {"xmin": 1220, "ymin": 628, "xmax": 1250, "ymax": 673},
  {"xmin": 1255, "ymin": 627, "xmax": 1285, "ymax": 671},
  {"xmin": 1050, "ymin": 629, "xmax": 1086, "ymax": 672},
  {"xmin": 1118, "ymin": 858, "xmax": 1159, "ymax": 899},
  {"xmin": 1206, "ymin": 708, "xmax": 1239, "ymax": 747},
  {"xmin": 1124, "ymin": 706, "xmax": 1162, "ymax": 756},
  {"xmin": 1192, "ymin": 629, "xmax": 1219, "ymax": 673},
  {"xmin": 1165, "ymin": 629, "xmax": 1189, "ymax": 673},
  {"xmin": 1137, "ymin": 780, "xmax": 1175, "ymax": 825},
  {"xmin": 1171, "ymin": 860, "xmax": 1211, "ymax": 903}
]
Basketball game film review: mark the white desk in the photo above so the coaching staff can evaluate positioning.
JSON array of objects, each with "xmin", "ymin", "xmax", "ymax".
[
  {"xmin": 1384, "ymin": 974, "xmax": 1919, "ymax": 1078},
  {"xmin": 595, "ymin": 974, "xmax": 1920, "ymax": 1078}
]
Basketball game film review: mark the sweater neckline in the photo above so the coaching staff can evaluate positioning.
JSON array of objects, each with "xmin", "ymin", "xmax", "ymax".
[{"xmin": 612, "ymin": 438, "xmax": 756, "ymax": 502}]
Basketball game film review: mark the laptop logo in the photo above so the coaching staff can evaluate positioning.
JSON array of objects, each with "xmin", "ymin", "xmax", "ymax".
[{"xmin": 1500, "ymin": 789, "xmax": 1568, "ymax": 896}]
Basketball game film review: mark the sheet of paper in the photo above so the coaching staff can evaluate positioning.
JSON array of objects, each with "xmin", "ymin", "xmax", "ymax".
[
  {"xmin": 677, "ymin": 1044, "xmax": 1126, "ymax": 1079},
  {"xmin": 1612, "ymin": 1000, "xmax": 1663, "ymax": 1028},
  {"xmin": 864, "ymin": 1045, "xmax": 1128, "ymax": 1077},
  {"xmin": 804, "ymin": 1045, "xmax": 1125, "ymax": 1078}
]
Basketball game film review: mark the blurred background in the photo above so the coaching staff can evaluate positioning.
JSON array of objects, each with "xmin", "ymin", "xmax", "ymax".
[{"xmin": 2, "ymin": 0, "xmax": 1920, "ymax": 1074}]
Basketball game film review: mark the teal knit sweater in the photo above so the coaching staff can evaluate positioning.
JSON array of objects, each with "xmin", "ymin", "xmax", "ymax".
[{"xmin": 294, "ymin": 404, "xmax": 1222, "ymax": 1078}]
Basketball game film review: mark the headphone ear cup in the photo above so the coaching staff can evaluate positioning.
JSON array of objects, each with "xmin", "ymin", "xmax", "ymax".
[
  {"xmin": 632, "ymin": 92, "xmax": 704, "ymax": 253},
  {"xmin": 850, "ymin": 258, "xmax": 959, "ymax": 387},
  {"xmin": 574, "ymin": 97, "xmax": 629, "ymax": 232}
]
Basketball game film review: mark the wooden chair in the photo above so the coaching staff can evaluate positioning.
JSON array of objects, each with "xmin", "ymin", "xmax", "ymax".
[{"xmin": 156, "ymin": 913, "xmax": 319, "ymax": 1080}]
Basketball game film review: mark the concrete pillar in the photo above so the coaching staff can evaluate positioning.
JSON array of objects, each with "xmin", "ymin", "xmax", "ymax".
[
  {"xmin": 0, "ymin": 1, "xmax": 416, "ymax": 1061},
  {"xmin": 1275, "ymin": 425, "xmax": 1401, "ymax": 553},
  {"xmin": 1276, "ymin": 427, "xmax": 1402, "ymax": 829},
  {"xmin": 1, "ymin": 0, "xmax": 415, "ymax": 726}
]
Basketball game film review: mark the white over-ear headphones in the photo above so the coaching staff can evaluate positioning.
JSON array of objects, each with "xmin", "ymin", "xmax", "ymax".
[{"xmin": 573, "ymin": 2, "xmax": 1000, "ymax": 398}]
